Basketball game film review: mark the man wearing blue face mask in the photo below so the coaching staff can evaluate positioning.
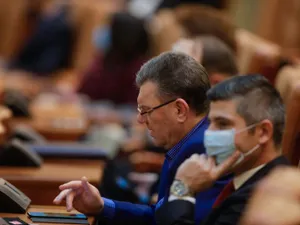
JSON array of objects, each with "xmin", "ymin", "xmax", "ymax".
[{"xmin": 155, "ymin": 74, "xmax": 290, "ymax": 225}]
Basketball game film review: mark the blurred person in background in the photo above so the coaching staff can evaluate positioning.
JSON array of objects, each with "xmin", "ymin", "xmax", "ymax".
[
  {"xmin": 76, "ymin": 12, "xmax": 150, "ymax": 160},
  {"xmin": 7, "ymin": 1, "xmax": 74, "ymax": 75},
  {"xmin": 173, "ymin": 5, "xmax": 237, "ymax": 53},
  {"xmin": 173, "ymin": 35, "xmax": 238, "ymax": 86},
  {"xmin": 77, "ymin": 12, "xmax": 149, "ymax": 106},
  {"xmin": 150, "ymin": 4, "xmax": 237, "ymax": 61}
]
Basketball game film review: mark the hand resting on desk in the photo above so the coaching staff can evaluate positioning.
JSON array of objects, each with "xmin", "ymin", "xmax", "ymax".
[{"xmin": 53, "ymin": 177, "xmax": 104, "ymax": 215}]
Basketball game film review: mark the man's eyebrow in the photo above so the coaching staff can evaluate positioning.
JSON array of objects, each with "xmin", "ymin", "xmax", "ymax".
[{"xmin": 212, "ymin": 116, "xmax": 234, "ymax": 122}]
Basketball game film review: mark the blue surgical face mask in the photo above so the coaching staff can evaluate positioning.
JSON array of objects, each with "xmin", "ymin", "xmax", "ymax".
[
  {"xmin": 92, "ymin": 26, "xmax": 111, "ymax": 52},
  {"xmin": 204, "ymin": 123, "xmax": 260, "ymax": 166}
]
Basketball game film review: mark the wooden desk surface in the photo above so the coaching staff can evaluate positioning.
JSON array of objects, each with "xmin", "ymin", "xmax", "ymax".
[
  {"xmin": 10, "ymin": 117, "xmax": 89, "ymax": 142},
  {"xmin": 0, "ymin": 205, "xmax": 95, "ymax": 225},
  {"xmin": 0, "ymin": 159, "xmax": 104, "ymax": 205},
  {"xmin": 10, "ymin": 97, "xmax": 89, "ymax": 141}
]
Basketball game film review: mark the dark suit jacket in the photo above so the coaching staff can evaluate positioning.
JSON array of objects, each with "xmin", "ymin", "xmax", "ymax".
[{"xmin": 155, "ymin": 156, "xmax": 289, "ymax": 225}]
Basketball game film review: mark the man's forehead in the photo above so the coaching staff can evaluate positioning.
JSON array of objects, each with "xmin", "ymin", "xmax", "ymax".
[
  {"xmin": 208, "ymin": 100, "xmax": 237, "ymax": 120},
  {"xmin": 137, "ymin": 81, "xmax": 160, "ymax": 104}
]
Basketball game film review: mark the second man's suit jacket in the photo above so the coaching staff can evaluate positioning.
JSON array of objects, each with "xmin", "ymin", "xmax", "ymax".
[{"xmin": 155, "ymin": 156, "xmax": 290, "ymax": 225}]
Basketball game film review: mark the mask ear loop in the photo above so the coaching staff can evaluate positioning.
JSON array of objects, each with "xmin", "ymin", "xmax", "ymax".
[
  {"xmin": 233, "ymin": 122, "xmax": 261, "ymax": 167},
  {"xmin": 236, "ymin": 122, "xmax": 260, "ymax": 134},
  {"xmin": 233, "ymin": 144, "xmax": 260, "ymax": 167}
]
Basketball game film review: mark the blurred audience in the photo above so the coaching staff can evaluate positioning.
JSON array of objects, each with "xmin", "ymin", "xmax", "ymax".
[{"xmin": 0, "ymin": 2, "xmax": 299, "ymax": 225}]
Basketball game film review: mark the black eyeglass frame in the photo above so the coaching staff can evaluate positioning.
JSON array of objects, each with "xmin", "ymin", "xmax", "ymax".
[{"xmin": 137, "ymin": 99, "xmax": 177, "ymax": 116}]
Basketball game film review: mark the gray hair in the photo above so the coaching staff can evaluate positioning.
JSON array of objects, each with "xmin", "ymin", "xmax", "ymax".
[{"xmin": 136, "ymin": 51, "xmax": 211, "ymax": 115}]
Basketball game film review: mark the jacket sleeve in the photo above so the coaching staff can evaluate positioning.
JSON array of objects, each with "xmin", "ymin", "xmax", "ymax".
[
  {"xmin": 155, "ymin": 200, "xmax": 195, "ymax": 225},
  {"xmin": 98, "ymin": 199, "xmax": 155, "ymax": 225}
]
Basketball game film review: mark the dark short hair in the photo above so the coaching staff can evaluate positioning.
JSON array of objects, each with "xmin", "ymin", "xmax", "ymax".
[
  {"xmin": 136, "ymin": 52, "xmax": 211, "ymax": 115},
  {"xmin": 197, "ymin": 36, "xmax": 238, "ymax": 76},
  {"xmin": 109, "ymin": 12, "xmax": 149, "ymax": 60},
  {"xmin": 207, "ymin": 75, "xmax": 285, "ymax": 147}
]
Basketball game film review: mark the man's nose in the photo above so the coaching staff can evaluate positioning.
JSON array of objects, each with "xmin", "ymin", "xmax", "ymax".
[{"xmin": 137, "ymin": 113, "xmax": 146, "ymax": 124}]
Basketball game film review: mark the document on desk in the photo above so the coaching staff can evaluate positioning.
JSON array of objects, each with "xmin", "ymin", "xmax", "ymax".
[{"xmin": 30, "ymin": 217, "xmax": 89, "ymax": 224}]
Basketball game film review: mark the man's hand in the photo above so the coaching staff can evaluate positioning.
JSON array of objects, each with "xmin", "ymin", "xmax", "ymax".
[
  {"xmin": 175, "ymin": 152, "xmax": 240, "ymax": 193},
  {"xmin": 53, "ymin": 177, "xmax": 104, "ymax": 215},
  {"xmin": 240, "ymin": 167, "xmax": 300, "ymax": 225}
]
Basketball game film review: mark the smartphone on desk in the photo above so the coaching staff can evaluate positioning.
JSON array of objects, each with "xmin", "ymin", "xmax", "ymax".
[{"xmin": 27, "ymin": 212, "xmax": 87, "ymax": 220}]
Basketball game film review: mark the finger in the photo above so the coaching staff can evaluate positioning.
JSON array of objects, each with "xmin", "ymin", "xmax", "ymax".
[
  {"xmin": 190, "ymin": 154, "xmax": 200, "ymax": 161},
  {"xmin": 59, "ymin": 180, "xmax": 82, "ymax": 191},
  {"xmin": 199, "ymin": 154, "xmax": 207, "ymax": 160},
  {"xmin": 81, "ymin": 177, "xmax": 91, "ymax": 192},
  {"xmin": 66, "ymin": 191, "xmax": 76, "ymax": 212},
  {"xmin": 198, "ymin": 154, "xmax": 208, "ymax": 168},
  {"xmin": 53, "ymin": 189, "xmax": 73, "ymax": 204},
  {"xmin": 214, "ymin": 151, "xmax": 241, "ymax": 178},
  {"xmin": 206, "ymin": 157, "xmax": 215, "ymax": 170}
]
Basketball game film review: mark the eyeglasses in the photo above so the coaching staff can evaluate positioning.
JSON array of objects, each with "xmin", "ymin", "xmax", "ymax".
[{"xmin": 137, "ymin": 99, "xmax": 177, "ymax": 116}]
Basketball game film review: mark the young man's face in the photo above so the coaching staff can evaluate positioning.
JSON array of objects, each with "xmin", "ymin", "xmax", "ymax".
[{"xmin": 207, "ymin": 99, "xmax": 262, "ymax": 169}]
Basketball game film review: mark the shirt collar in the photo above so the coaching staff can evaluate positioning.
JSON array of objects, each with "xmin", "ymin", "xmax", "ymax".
[
  {"xmin": 166, "ymin": 117, "xmax": 207, "ymax": 162},
  {"xmin": 233, "ymin": 164, "xmax": 265, "ymax": 190}
]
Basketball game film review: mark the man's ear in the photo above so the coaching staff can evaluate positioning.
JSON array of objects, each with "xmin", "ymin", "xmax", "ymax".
[
  {"xmin": 175, "ymin": 98, "xmax": 189, "ymax": 123},
  {"xmin": 257, "ymin": 120, "xmax": 273, "ymax": 145}
]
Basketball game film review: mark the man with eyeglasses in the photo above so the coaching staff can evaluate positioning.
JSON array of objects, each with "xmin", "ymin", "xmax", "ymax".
[{"xmin": 53, "ymin": 52, "xmax": 231, "ymax": 225}]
